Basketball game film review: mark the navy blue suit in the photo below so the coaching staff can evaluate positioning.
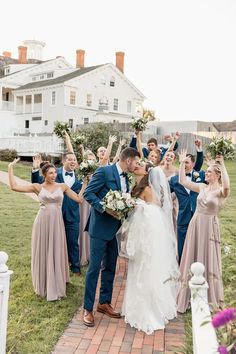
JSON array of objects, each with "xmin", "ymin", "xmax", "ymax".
[
  {"xmin": 169, "ymin": 151, "xmax": 205, "ymax": 261},
  {"xmin": 31, "ymin": 167, "xmax": 82, "ymax": 273},
  {"xmin": 83, "ymin": 164, "xmax": 129, "ymax": 311},
  {"xmin": 129, "ymin": 136, "xmax": 178, "ymax": 160}
]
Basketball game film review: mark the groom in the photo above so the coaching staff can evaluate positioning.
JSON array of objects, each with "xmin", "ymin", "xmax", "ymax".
[{"xmin": 83, "ymin": 147, "xmax": 140, "ymax": 327}]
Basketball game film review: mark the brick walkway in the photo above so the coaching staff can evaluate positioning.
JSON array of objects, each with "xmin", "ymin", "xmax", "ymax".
[{"xmin": 52, "ymin": 258, "xmax": 185, "ymax": 354}]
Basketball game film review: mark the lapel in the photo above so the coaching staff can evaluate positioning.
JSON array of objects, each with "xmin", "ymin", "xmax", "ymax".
[
  {"xmin": 125, "ymin": 175, "xmax": 129, "ymax": 192},
  {"xmin": 56, "ymin": 167, "xmax": 65, "ymax": 183},
  {"xmin": 112, "ymin": 164, "xmax": 121, "ymax": 191}
]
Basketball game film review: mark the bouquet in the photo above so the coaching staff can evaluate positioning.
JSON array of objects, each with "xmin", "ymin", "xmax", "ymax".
[
  {"xmin": 131, "ymin": 110, "xmax": 155, "ymax": 131},
  {"xmin": 101, "ymin": 190, "xmax": 136, "ymax": 220},
  {"xmin": 77, "ymin": 159, "xmax": 99, "ymax": 179},
  {"xmin": 53, "ymin": 121, "xmax": 70, "ymax": 138},
  {"xmin": 71, "ymin": 132, "xmax": 87, "ymax": 146},
  {"xmin": 205, "ymin": 137, "xmax": 235, "ymax": 160}
]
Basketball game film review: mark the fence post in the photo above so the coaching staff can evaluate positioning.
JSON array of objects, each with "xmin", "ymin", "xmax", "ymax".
[
  {"xmin": 189, "ymin": 262, "xmax": 218, "ymax": 354},
  {"xmin": 0, "ymin": 252, "xmax": 13, "ymax": 354}
]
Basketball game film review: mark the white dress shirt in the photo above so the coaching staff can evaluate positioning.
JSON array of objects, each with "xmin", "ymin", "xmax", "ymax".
[
  {"xmin": 116, "ymin": 163, "xmax": 127, "ymax": 193},
  {"xmin": 63, "ymin": 167, "xmax": 75, "ymax": 188}
]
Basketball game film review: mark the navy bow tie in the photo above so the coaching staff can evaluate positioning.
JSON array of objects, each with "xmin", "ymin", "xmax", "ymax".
[
  {"xmin": 65, "ymin": 171, "xmax": 73, "ymax": 177},
  {"xmin": 185, "ymin": 173, "xmax": 192, "ymax": 177},
  {"xmin": 120, "ymin": 172, "xmax": 128, "ymax": 177}
]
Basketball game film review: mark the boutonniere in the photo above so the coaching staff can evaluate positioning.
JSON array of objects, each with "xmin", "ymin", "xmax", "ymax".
[
  {"xmin": 127, "ymin": 173, "xmax": 136, "ymax": 190},
  {"xmin": 192, "ymin": 171, "xmax": 200, "ymax": 180}
]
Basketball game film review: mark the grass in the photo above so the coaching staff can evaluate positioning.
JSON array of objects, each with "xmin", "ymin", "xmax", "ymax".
[
  {"xmin": 181, "ymin": 160, "xmax": 236, "ymax": 353},
  {"xmin": 0, "ymin": 160, "xmax": 32, "ymax": 182},
  {"xmin": 0, "ymin": 161, "xmax": 86, "ymax": 354}
]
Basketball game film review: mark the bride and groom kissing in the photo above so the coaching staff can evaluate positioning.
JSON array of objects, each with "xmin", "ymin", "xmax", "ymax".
[{"xmin": 83, "ymin": 147, "xmax": 179, "ymax": 334}]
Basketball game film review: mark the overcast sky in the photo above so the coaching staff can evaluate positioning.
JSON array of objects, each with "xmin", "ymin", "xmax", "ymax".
[{"xmin": 1, "ymin": 0, "xmax": 236, "ymax": 122}]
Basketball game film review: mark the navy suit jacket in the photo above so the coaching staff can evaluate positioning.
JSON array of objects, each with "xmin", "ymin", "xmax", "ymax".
[
  {"xmin": 84, "ymin": 164, "xmax": 129, "ymax": 240},
  {"xmin": 129, "ymin": 136, "xmax": 178, "ymax": 160},
  {"xmin": 169, "ymin": 154, "xmax": 205, "ymax": 227},
  {"xmin": 31, "ymin": 167, "xmax": 82, "ymax": 227}
]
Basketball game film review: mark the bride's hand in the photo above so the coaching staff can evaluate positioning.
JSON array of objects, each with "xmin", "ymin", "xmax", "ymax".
[{"xmin": 178, "ymin": 149, "xmax": 187, "ymax": 163}]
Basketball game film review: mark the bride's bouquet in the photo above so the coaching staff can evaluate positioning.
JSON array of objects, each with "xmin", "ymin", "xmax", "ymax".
[
  {"xmin": 205, "ymin": 136, "xmax": 235, "ymax": 160},
  {"xmin": 131, "ymin": 110, "xmax": 155, "ymax": 131},
  {"xmin": 101, "ymin": 190, "xmax": 136, "ymax": 221},
  {"xmin": 77, "ymin": 159, "xmax": 99, "ymax": 179},
  {"xmin": 53, "ymin": 121, "xmax": 70, "ymax": 138}
]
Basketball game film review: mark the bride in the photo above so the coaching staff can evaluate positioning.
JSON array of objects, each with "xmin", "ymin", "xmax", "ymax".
[{"xmin": 119, "ymin": 162, "xmax": 179, "ymax": 334}]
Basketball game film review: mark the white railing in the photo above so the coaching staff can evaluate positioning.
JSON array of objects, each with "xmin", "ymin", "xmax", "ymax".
[
  {"xmin": 1, "ymin": 101, "xmax": 14, "ymax": 111},
  {"xmin": 0, "ymin": 136, "xmax": 64, "ymax": 156},
  {"xmin": 0, "ymin": 252, "xmax": 13, "ymax": 354},
  {"xmin": 189, "ymin": 262, "xmax": 218, "ymax": 354}
]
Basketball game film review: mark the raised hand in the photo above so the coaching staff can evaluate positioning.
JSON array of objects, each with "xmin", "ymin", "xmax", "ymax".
[
  {"xmin": 205, "ymin": 152, "xmax": 215, "ymax": 166},
  {"xmin": 119, "ymin": 138, "xmax": 126, "ymax": 147},
  {"xmin": 178, "ymin": 149, "xmax": 188, "ymax": 163},
  {"xmin": 215, "ymin": 154, "xmax": 224, "ymax": 165},
  {"xmin": 8, "ymin": 157, "xmax": 20, "ymax": 167},
  {"xmin": 33, "ymin": 154, "xmax": 42, "ymax": 169},
  {"xmin": 194, "ymin": 138, "xmax": 202, "ymax": 151},
  {"xmin": 109, "ymin": 135, "xmax": 117, "ymax": 144}
]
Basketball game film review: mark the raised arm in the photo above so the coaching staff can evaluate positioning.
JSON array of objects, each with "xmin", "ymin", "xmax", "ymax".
[
  {"xmin": 113, "ymin": 138, "xmax": 126, "ymax": 163},
  {"xmin": 193, "ymin": 139, "xmax": 203, "ymax": 171},
  {"xmin": 136, "ymin": 131, "xmax": 144, "ymax": 159},
  {"xmin": 215, "ymin": 155, "xmax": 230, "ymax": 198},
  {"xmin": 63, "ymin": 178, "xmax": 88, "ymax": 203},
  {"xmin": 63, "ymin": 130, "xmax": 74, "ymax": 154},
  {"xmin": 178, "ymin": 150, "xmax": 203, "ymax": 193},
  {"xmin": 9, "ymin": 158, "xmax": 39, "ymax": 193},
  {"xmin": 100, "ymin": 135, "xmax": 117, "ymax": 166}
]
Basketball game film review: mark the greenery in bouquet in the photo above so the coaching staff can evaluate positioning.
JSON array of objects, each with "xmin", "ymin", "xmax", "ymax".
[
  {"xmin": 70, "ymin": 132, "xmax": 87, "ymax": 146},
  {"xmin": 131, "ymin": 110, "xmax": 155, "ymax": 131},
  {"xmin": 101, "ymin": 190, "xmax": 136, "ymax": 220},
  {"xmin": 205, "ymin": 137, "xmax": 235, "ymax": 160},
  {"xmin": 77, "ymin": 159, "xmax": 99, "ymax": 179},
  {"xmin": 53, "ymin": 121, "xmax": 70, "ymax": 138}
]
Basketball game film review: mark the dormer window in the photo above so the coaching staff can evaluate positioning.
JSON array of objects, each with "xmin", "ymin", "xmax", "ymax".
[
  {"xmin": 70, "ymin": 91, "xmax": 76, "ymax": 105},
  {"xmin": 47, "ymin": 72, "xmax": 53, "ymax": 78},
  {"xmin": 110, "ymin": 76, "xmax": 115, "ymax": 87},
  {"xmin": 40, "ymin": 75, "xmax": 44, "ymax": 80}
]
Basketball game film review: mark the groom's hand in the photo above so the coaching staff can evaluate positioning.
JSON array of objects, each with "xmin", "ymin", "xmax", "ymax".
[{"xmin": 105, "ymin": 208, "xmax": 120, "ymax": 219}]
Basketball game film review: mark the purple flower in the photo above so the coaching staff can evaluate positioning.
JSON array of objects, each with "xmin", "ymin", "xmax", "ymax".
[
  {"xmin": 212, "ymin": 308, "xmax": 236, "ymax": 328},
  {"xmin": 218, "ymin": 346, "xmax": 228, "ymax": 354}
]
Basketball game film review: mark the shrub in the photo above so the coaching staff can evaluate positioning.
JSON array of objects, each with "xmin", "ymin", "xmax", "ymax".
[{"xmin": 0, "ymin": 149, "xmax": 18, "ymax": 161}]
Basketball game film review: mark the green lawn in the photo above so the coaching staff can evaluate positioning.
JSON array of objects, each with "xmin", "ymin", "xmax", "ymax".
[
  {"xmin": 0, "ymin": 161, "xmax": 32, "ymax": 182},
  {"xmin": 0, "ymin": 161, "xmax": 86, "ymax": 354}
]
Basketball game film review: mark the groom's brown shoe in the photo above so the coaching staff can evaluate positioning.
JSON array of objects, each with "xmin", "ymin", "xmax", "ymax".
[
  {"xmin": 83, "ymin": 309, "xmax": 95, "ymax": 327},
  {"xmin": 97, "ymin": 303, "xmax": 121, "ymax": 318}
]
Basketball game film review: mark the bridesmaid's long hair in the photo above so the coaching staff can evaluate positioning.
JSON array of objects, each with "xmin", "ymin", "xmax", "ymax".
[
  {"xmin": 211, "ymin": 164, "xmax": 222, "ymax": 184},
  {"xmin": 40, "ymin": 161, "xmax": 56, "ymax": 177},
  {"xmin": 131, "ymin": 162, "xmax": 153, "ymax": 198}
]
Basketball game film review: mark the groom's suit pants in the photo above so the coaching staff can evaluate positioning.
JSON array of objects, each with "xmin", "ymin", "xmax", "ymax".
[{"xmin": 84, "ymin": 236, "xmax": 118, "ymax": 311}]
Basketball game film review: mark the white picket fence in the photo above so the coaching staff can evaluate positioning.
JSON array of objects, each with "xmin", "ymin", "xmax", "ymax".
[
  {"xmin": 189, "ymin": 262, "xmax": 219, "ymax": 354},
  {"xmin": 0, "ymin": 252, "xmax": 13, "ymax": 354}
]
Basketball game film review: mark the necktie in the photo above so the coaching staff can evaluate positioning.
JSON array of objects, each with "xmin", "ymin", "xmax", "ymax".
[
  {"xmin": 185, "ymin": 173, "xmax": 192, "ymax": 177},
  {"xmin": 65, "ymin": 171, "xmax": 73, "ymax": 177},
  {"xmin": 120, "ymin": 172, "xmax": 128, "ymax": 177}
]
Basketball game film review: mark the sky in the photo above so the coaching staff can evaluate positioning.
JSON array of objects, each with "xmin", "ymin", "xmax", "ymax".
[{"xmin": 1, "ymin": 0, "xmax": 236, "ymax": 122}]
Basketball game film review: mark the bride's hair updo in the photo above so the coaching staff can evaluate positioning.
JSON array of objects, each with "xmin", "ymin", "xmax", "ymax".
[
  {"xmin": 40, "ymin": 161, "xmax": 56, "ymax": 177},
  {"xmin": 131, "ymin": 162, "xmax": 153, "ymax": 198}
]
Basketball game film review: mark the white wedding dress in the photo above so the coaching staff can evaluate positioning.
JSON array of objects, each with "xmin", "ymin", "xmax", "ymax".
[{"xmin": 120, "ymin": 167, "xmax": 180, "ymax": 334}]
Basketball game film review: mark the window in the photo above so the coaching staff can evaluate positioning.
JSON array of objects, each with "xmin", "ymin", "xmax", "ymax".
[
  {"xmin": 84, "ymin": 117, "xmax": 89, "ymax": 125},
  {"xmin": 127, "ymin": 100, "xmax": 132, "ymax": 113},
  {"xmin": 25, "ymin": 120, "xmax": 29, "ymax": 128},
  {"xmin": 34, "ymin": 94, "xmax": 42, "ymax": 103},
  {"xmin": 45, "ymin": 120, "xmax": 48, "ymax": 126},
  {"xmin": 47, "ymin": 72, "xmax": 54, "ymax": 78},
  {"xmin": 26, "ymin": 95, "xmax": 32, "ymax": 105},
  {"xmin": 70, "ymin": 91, "xmax": 76, "ymax": 105},
  {"xmin": 113, "ymin": 98, "xmax": 118, "ymax": 111},
  {"xmin": 110, "ymin": 76, "xmax": 115, "ymax": 87},
  {"xmin": 32, "ymin": 116, "xmax": 42, "ymax": 121},
  {"xmin": 51, "ymin": 91, "xmax": 56, "ymax": 105},
  {"xmin": 86, "ymin": 94, "xmax": 92, "ymax": 107},
  {"xmin": 40, "ymin": 75, "xmax": 44, "ymax": 80},
  {"xmin": 68, "ymin": 119, "xmax": 73, "ymax": 128},
  {"xmin": 32, "ymin": 77, "xmax": 36, "ymax": 81}
]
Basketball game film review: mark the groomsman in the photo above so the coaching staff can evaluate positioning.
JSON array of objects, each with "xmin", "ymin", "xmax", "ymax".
[
  {"xmin": 31, "ymin": 153, "xmax": 82, "ymax": 275},
  {"xmin": 83, "ymin": 147, "xmax": 140, "ymax": 327},
  {"xmin": 169, "ymin": 140, "xmax": 205, "ymax": 262}
]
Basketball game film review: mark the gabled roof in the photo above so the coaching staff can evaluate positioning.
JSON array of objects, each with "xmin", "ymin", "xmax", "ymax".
[
  {"xmin": 14, "ymin": 65, "xmax": 104, "ymax": 91},
  {"xmin": 213, "ymin": 121, "xmax": 236, "ymax": 132}
]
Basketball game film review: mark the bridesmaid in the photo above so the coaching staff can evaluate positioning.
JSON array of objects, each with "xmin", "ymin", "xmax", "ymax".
[
  {"xmin": 177, "ymin": 151, "xmax": 230, "ymax": 313},
  {"xmin": 8, "ymin": 158, "xmax": 87, "ymax": 301}
]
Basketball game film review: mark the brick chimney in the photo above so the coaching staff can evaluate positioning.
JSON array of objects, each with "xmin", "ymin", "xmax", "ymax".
[
  {"xmin": 2, "ymin": 51, "xmax": 12, "ymax": 58},
  {"xmin": 76, "ymin": 49, "xmax": 85, "ymax": 68},
  {"xmin": 115, "ymin": 51, "xmax": 125, "ymax": 73},
  {"xmin": 18, "ymin": 46, "xmax": 27, "ymax": 64}
]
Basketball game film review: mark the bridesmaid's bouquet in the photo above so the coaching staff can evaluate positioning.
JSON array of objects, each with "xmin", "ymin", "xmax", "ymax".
[
  {"xmin": 205, "ymin": 137, "xmax": 235, "ymax": 160},
  {"xmin": 53, "ymin": 121, "xmax": 70, "ymax": 138},
  {"xmin": 101, "ymin": 190, "xmax": 136, "ymax": 220},
  {"xmin": 131, "ymin": 110, "xmax": 155, "ymax": 131},
  {"xmin": 71, "ymin": 132, "xmax": 87, "ymax": 146},
  {"xmin": 77, "ymin": 159, "xmax": 99, "ymax": 179}
]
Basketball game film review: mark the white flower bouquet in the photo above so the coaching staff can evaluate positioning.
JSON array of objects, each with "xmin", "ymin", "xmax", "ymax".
[
  {"xmin": 131, "ymin": 110, "xmax": 155, "ymax": 131},
  {"xmin": 205, "ymin": 137, "xmax": 235, "ymax": 160},
  {"xmin": 71, "ymin": 132, "xmax": 87, "ymax": 146},
  {"xmin": 77, "ymin": 159, "xmax": 99, "ymax": 179},
  {"xmin": 101, "ymin": 190, "xmax": 136, "ymax": 220},
  {"xmin": 53, "ymin": 121, "xmax": 70, "ymax": 138}
]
